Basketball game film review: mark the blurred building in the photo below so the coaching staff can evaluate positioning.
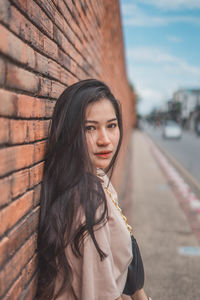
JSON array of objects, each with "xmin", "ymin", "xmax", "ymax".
[{"xmin": 173, "ymin": 88, "xmax": 200, "ymax": 131}]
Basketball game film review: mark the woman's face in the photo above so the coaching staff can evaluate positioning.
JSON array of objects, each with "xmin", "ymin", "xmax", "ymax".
[{"xmin": 85, "ymin": 98, "xmax": 120, "ymax": 170}]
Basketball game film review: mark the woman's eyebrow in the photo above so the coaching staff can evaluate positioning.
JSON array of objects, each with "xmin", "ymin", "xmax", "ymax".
[
  {"xmin": 85, "ymin": 118, "xmax": 117, "ymax": 124},
  {"xmin": 107, "ymin": 118, "xmax": 117, "ymax": 122},
  {"xmin": 85, "ymin": 120, "xmax": 98, "ymax": 124}
]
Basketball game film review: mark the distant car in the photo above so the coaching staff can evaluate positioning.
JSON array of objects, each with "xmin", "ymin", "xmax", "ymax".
[{"xmin": 162, "ymin": 120, "xmax": 182, "ymax": 139}]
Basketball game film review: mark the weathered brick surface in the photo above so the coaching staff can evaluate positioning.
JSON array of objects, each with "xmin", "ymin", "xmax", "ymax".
[
  {"xmin": 11, "ymin": 169, "xmax": 30, "ymax": 199},
  {"xmin": 0, "ymin": 0, "xmax": 136, "ymax": 298}
]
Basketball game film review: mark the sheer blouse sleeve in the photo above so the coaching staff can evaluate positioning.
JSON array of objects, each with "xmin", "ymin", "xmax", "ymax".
[
  {"xmin": 81, "ymin": 217, "xmax": 121, "ymax": 300},
  {"xmin": 62, "ymin": 182, "xmax": 133, "ymax": 300},
  {"xmin": 80, "ymin": 191, "xmax": 133, "ymax": 300}
]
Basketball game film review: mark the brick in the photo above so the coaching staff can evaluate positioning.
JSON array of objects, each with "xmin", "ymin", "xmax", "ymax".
[
  {"xmin": 0, "ymin": 144, "xmax": 34, "ymax": 177},
  {"xmin": 0, "ymin": 190, "xmax": 33, "ymax": 236},
  {"xmin": 6, "ymin": 63, "xmax": 39, "ymax": 93},
  {"xmin": 10, "ymin": 120, "xmax": 47, "ymax": 144},
  {"xmin": 51, "ymin": 81, "xmax": 65, "ymax": 99},
  {"xmin": 0, "ymin": 233, "xmax": 36, "ymax": 297},
  {"xmin": 33, "ymin": 183, "xmax": 42, "ymax": 206},
  {"xmin": 57, "ymin": 48, "xmax": 71, "ymax": 70},
  {"xmin": 26, "ymin": 0, "xmax": 54, "ymax": 38},
  {"xmin": 54, "ymin": 0, "xmax": 78, "ymax": 44},
  {"xmin": 11, "ymin": 0, "xmax": 28, "ymax": 11},
  {"xmin": 0, "ymin": 117, "xmax": 9, "ymax": 144},
  {"xmin": 0, "ymin": 208, "xmax": 39, "ymax": 268},
  {"xmin": 35, "ymin": 52, "xmax": 49, "ymax": 76},
  {"xmin": 34, "ymin": 120, "xmax": 50, "ymax": 141},
  {"xmin": 48, "ymin": 60, "xmax": 61, "ymax": 81},
  {"xmin": 10, "ymin": 120, "xmax": 28, "ymax": 144},
  {"xmin": 17, "ymin": 95, "xmax": 48, "ymax": 119},
  {"xmin": 11, "ymin": 169, "xmax": 29, "ymax": 199},
  {"xmin": 0, "ymin": 57, "xmax": 6, "ymax": 85},
  {"xmin": 0, "ymin": 89, "xmax": 18, "ymax": 117},
  {"xmin": 17, "ymin": 94, "xmax": 34, "ymax": 118},
  {"xmin": 43, "ymin": 35, "xmax": 58, "ymax": 61},
  {"xmin": 29, "ymin": 162, "xmax": 44, "ymax": 188},
  {"xmin": 34, "ymin": 141, "xmax": 46, "ymax": 163},
  {"xmin": 21, "ymin": 253, "xmax": 38, "ymax": 288},
  {"xmin": 35, "ymin": 0, "xmax": 56, "ymax": 20},
  {"xmin": 20, "ymin": 273, "xmax": 37, "ymax": 300},
  {"xmin": 26, "ymin": 121, "xmax": 36, "ymax": 142},
  {"xmin": 45, "ymin": 99, "xmax": 55, "ymax": 118},
  {"xmin": 38, "ymin": 77, "xmax": 52, "ymax": 97},
  {"xmin": 0, "ymin": 176, "xmax": 12, "ymax": 207},
  {"xmin": 4, "ymin": 275, "xmax": 22, "ymax": 300},
  {"xmin": 10, "ymin": 6, "xmax": 44, "ymax": 52},
  {"xmin": 11, "ymin": 0, "xmax": 54, "ymax": 40},
  {"xmin": 33, "ymin": 98, "xmax": 47, "ymax": 118},
  {"xmin": 60, "ymin": 67, "xmax": 77, "ymax": 86},
  {"xmin": 15, "ymin": 144, "xmax": 34, "ymax": 170},
  {"xmin": 0, "ymin": 24, "xmax": 35, "ymax": 69},
  {"xmin": 0, "ymin": 0, "xmax": 11, "ymax": 25},
  {"xmin": 0, "ymin": 236, "xmax": 9, "ymax": 267}
]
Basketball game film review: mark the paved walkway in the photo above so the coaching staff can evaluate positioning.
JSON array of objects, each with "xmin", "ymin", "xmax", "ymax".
[{"xmin": 122, "ymin": 130, "xmax": 200, "ymax": 300}]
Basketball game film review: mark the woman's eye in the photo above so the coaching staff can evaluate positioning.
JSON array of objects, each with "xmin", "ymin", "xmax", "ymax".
[
  {"xmin": 108, "ymin": 123, "xmax": 117, "ymax": 129},
  {"xmin": 85, "ymin": 125, "xmax": 96, "ymax": 131}
]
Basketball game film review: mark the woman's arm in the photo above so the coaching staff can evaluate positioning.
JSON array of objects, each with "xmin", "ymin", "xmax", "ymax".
[{"xmin": 131, "ymin": 288, "xmax": 151, "ymax": 300}]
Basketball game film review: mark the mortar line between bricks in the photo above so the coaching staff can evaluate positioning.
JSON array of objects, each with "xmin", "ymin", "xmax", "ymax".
[
  {"xmin": 0, "ymin": 138, "xmax": 47, "ymax": 149},
  {"xmin": 0, "ymin": 115, "xmax": 52, "ymax": 121},
  {"xmin": 61, "ymin": 0, "xmax": 102, "ymax": 59},
  {"xmin": 0, "ymin": 52, "xmax": 82, "ymax": 89},
  {"xmin": 0, "ymin": 210, "xmax": 37, "ymax": 252},
  {"xmin": 0, "ymin": 182, "xmax": 41, "ymax": 211},
  {"xmin": 0, "ymin": 239, "xmax": 37, "ymax": 299},
  {"xmin": 18, "ymin": 271, "xmax": 38, "ymax": 300},
  {"xmin": 9, "ymin": 0, "xmax": 102, "ymax": 76},
  {"xmin": 0, "ymin": 20, "xmax": 99, "ymax": 82},
  {"xmin": 0, "ymin": 205, "xmax": 39, "ymax": 244},
  {"xmin": 0, "ymin": 229, "xmax": 37, "ymax": 272},
  {"xmin": 0, "ymin": 157, "xmax": 45, "ymax": 180}
]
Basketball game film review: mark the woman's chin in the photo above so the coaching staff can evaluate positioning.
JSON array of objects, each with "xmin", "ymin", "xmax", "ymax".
[{"xmin": 95, "ymin": 161, "xmax": 110, "ymax": 170}]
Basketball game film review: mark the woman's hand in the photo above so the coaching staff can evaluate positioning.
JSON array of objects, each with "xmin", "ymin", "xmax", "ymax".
[{"xmin": 131, "ymin": 288, "xmax": 151, "ymax": 300}]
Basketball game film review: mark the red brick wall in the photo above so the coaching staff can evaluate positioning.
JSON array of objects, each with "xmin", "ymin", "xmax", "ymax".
[{"xmin": 0, "ymin": 0, "xmax": 135, "ymax": 298}]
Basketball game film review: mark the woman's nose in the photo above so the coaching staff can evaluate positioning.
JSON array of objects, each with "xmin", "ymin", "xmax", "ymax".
[{"xmin": 97, "ymin": 129, "xmax": 110, "ymax": 146}]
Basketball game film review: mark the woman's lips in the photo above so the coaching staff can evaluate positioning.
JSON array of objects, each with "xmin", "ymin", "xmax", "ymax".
[{"xmin": 95, "ymin": 151, "xmax": 112, "ymax": 158}]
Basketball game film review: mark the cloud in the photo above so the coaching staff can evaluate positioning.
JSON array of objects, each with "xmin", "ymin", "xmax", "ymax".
[
  {"xmin": 124, "ymin": 13, "xmax": 200, "ymax": 27},
  {"xmin": 121, "ymin": 3, "xmax": 200, "ymax": 27},
  {"xmin": 167, "ymin": 35, "xmax": 182, "ymax": 43},
  {"xmin": 126, "ymin": 47, "xmax": 200, "ymax": 114},
  {"xmin": 127, "ymin": 47, "xmax": 200, "ymax": 76},
  {"xmin": 136, "ymin": 87, "xmax": 165, "ymax": 114},
  {"xmin": 135, "ymin": 0, "xmax": 200, "ymax": 10}
]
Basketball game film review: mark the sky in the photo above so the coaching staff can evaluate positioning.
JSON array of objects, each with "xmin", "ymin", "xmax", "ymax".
[{"xmin": 119, "ymin": 0, "xmax": 200, "ymax": 115}]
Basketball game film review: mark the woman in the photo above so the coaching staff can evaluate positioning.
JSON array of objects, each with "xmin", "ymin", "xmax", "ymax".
[{"xmin": 36, "ymin": 79, "xmax": 151, "ymax": 300}]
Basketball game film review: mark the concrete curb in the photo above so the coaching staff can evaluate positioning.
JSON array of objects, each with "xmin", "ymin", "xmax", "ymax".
[{"xmin": 144, "ymin": 133, "xmax": 200, "ymax": 243}]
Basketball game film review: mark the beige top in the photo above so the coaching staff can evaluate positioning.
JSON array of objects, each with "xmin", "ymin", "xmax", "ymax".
[{"xmin": 56, "ymin": 173, "xmax": 133, "ymax": 300}]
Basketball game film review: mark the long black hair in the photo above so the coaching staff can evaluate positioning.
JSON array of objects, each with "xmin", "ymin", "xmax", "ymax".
[{"xmin": 36, "ymin": 79, "xmax": 123, "ymax": 299}]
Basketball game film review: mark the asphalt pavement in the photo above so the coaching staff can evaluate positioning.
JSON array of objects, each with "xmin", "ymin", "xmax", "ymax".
[
  {"xmin": 145, "ymin": 125, "xmax": 200, "ymax": 184},
  {"xmin": 121, "ymin": 130, "xmax": 200, "ymax": 300}
]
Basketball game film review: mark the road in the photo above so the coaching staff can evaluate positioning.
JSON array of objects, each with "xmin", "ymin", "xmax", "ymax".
[
  {"xmin": 123, "ymin": 131, "xmax": 200, "ymax": 300},
  {"xmin": 144, "ymin": 125, "xmax": 200, "ymax": 184}
]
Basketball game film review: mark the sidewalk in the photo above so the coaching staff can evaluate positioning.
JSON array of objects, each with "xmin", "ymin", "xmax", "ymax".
[{"xmin": 122, "ymin": 130, "xmax": 200, "ymax": 300}]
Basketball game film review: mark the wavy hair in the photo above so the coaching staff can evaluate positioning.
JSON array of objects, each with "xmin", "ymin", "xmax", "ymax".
[{"xmin": 36, "ymin": 79, "xmax": 123, "ymax": 299}]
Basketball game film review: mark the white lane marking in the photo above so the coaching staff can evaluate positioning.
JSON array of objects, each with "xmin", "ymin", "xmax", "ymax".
[
  {"xmin": 179, "ymin": 246, "xmax": 200, "ymax": 256},
  {"xmin": 148, "ymin": 138, "xmax": 200, "ymax": 213}
]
